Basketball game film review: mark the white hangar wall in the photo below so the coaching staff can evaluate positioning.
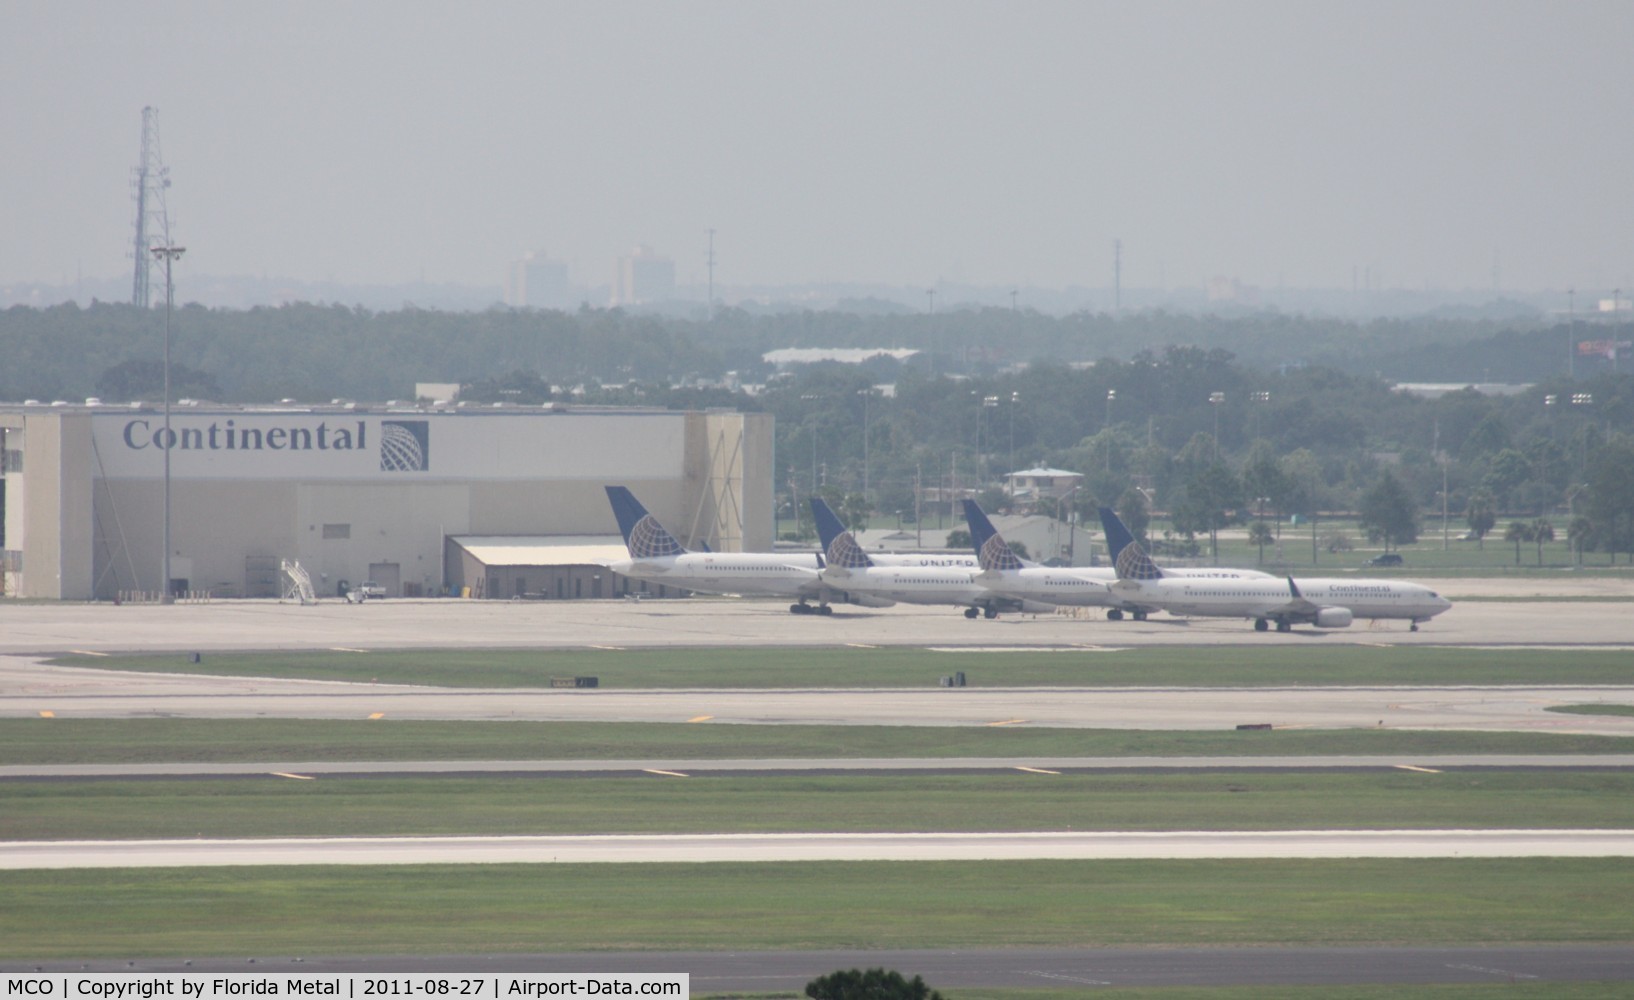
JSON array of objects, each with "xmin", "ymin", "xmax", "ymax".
[{"xmin": 0, "ymin": 405, "xmax": 772, "ymax": 600}]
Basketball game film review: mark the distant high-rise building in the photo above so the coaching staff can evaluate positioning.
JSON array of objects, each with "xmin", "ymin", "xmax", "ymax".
[
  {"xmin": 613, "ymin": 245, "xmax": 675, "ymax": 306},
  {"xmin": 505, "ymin": 251, "xmax": 573, "ymax": 309}
]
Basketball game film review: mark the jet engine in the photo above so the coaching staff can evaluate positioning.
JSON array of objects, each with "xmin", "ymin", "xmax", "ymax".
[{"xmin": 1313, "ymin": 607, "xmax": 1354, "ymax": 628}]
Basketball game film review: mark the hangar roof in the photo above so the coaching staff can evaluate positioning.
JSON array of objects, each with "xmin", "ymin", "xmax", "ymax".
[{"xmin": 451, "ymin": 536, "xmax": 628, "ymax": 568}]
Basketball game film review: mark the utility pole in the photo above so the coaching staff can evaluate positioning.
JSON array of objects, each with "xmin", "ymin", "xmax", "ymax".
[{"xmin": 151, "ymin": 243, "xmax": 186, "ymax": 601}]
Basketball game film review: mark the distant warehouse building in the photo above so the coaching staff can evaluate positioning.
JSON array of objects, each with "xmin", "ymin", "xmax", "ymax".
[{"xmin": 0, "ymin": 402, "xmax": 771, "ymax": 601}]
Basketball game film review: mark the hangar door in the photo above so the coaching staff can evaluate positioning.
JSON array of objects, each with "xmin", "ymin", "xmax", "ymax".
[{"xmin": 368, "ymin": 562, "xmax": 401, "ymax": 597}]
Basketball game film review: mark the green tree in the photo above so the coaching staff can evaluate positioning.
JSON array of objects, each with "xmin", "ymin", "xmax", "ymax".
[
  {"xmin": 1248, "ymin": 519, "xmax": 1276, "ymax": 563},
  {"xmin": 1174, "ymin": 462, "xmax": 1242, "ymax": 563},
  {"xmin": 1358, "ymin": 470, "xmax": 1419, "ymax": 551},
  {"xmin": 1465, "ymin": 493, "xmax": 1496, "ymax": 549},
  {"xmin": 1117, "ymin": 487, "xmax": 1152, "ymax": 542},
  {"xmin": 95, "ymin": 358, "xmax": 223, "ymax": 402},
  {"xmin": 840, "ymin": 492, "xmax": 871, "ymax": 532},
  {"xmin": 1585, "ymin": 439, "xmax": 1634, "ymax": 564},
  {"xmin": 806, "ymin": 969, "xmax": 943, "ymax": 1000}
]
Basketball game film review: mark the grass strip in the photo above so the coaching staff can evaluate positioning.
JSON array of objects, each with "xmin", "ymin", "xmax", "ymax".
[
  {"xmin": 6, "ymin": 718, "xmax": 1634, "ymax": 765},
  {"xmin": 7, "ymin": 772, "xmax": 1634, "ymax": 840},
  {"xmin": 42, "ymin": 646, "xmax": 1634, "ymax": 689},
  {"xmin": 1548, "ymin": 704, "xmax": 1634, "ymax": 718},
  {"xmin": 939, "ymin": 987, "xmax": 1634, "ymax": 1000},
  {"xmin": 2, "ymin": 859, "xmax": 1629, "ymax": 958}
]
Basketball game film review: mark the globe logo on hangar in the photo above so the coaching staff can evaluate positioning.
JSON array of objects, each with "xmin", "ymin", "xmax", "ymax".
[{"xmin": 380, "ymin": 420, "xmax": 430, "ymax": 472}]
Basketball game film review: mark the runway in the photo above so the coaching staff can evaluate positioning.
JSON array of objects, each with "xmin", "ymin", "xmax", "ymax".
[
  {"xmin": 5, "ymin": 658, "xmax": 1634, "ymax": 734},
  {"xmin": 1, "ymin": 587, "xmax": 1631, "ymax": 655},
  {"xmin": 8, "ymin": 754, "xmax": 1634, "ymax": 779},
  {"xmin": 8, "ymin": 829, "xmax": 1634, "ymax": 869}
]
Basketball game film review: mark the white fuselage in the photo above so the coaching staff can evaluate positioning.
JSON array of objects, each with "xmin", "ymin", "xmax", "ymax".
[
  {"xmin": 822, "ymin": 565, "xmax": 1006, "ymax": 609},
  {"xmin": 1113, "ymin": 576, "xmax": 1452, "ymax": 623},
  {"xmin": 611, "ymin": 553, "xmax": 823, "ymax": 599},
  {"xmin": 977, "ymin": 565, "xmax": 1275, "ymax": 609}
]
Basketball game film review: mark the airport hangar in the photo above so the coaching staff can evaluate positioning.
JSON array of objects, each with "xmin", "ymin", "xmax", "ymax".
[{"xmin": 0, "ymin": 401, "xmax": 771, "ymax": 601}]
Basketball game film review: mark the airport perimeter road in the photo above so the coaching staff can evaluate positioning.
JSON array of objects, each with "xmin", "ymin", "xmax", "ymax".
[
  {"xmin": 7, "ymin": 829, "xmax": 1634, "ymax": 869},
  {"xmin": 1, "ymin": 585, "xmax": 1631, "ymax": 655},
  {"xmin": 4, "ymin": 658, "xmax": 1634, "ymax": 733}
]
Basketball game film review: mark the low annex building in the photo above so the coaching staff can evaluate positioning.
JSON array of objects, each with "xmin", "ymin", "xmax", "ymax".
[{"xmin": 0, "ymin": 402, "xmax": 770, "ymax": 600}]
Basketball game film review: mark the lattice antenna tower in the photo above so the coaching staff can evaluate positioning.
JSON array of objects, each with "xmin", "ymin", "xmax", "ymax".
[{"xmin": 130, "ymin": 106, "xmax": 173, "ymax": 307}]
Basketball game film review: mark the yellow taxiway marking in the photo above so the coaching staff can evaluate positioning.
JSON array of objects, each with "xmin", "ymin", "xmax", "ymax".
[
  {"xmin": 1394, "ymin": 764, "xmax": 1443, "ymax": 774},
  {"xmin": 687, "ymin": 715, "xmax": 715, "ymax": 723},
  {"xmin": 331, "ymin": 647, "xmax": 370, "ymax": 653},
  {"xmin": 590, "ymin": 644, "xmax": 624, "ymax": 651},
  {"xmin": 1014, "ymin": 766, "xmax": 1061, "ymax": 775},
  {"xmin": 68, "ymin": 650, "xmax": 109, "ymax": 657},
  {"xmin": 271, "ymin": 772, "xmax": 315, "ymax": 780},
  {"xmin": 644, "ymin": 769, "xmax": 689, "ymax": 778},
  {"xmin": 846, "ymin": 643, "xmax": 878, "ymax": 649},
  {"xmin": 38, "ymin": 710, "xmax": 55, "ymax": 718},
  {"xmin": 368, "ymin": 712, "xmax": 386, "ymax": 720},
  {"xmin": 987, "ymin": 718, "xmax": 1028, "ymax": 727}
]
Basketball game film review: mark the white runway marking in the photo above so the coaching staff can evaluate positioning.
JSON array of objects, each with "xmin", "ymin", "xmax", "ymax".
[{"xmin": 6, "ymin": 829, "xmax": 1633, "ymax": 869}]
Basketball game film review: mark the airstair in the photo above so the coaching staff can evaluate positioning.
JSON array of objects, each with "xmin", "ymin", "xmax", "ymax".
[{"xmin": 281, "ymin": 559, "xmax": 317, "ymax": 605}]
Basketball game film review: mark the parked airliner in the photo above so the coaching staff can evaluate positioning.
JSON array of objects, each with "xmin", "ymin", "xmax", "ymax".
[
  {"xmin": 604, "ymin": 486, "xmax": 890, "ymax": 615},
  {"xmin": 1098, "ymin": 506, "xmax": 1453, "ymax": 631},
  {"xmin": 812, "ymin": 498, "xmax": 1049, "ymax": 618},
  {"xmin": 963, "ymin": 500, "xmax": 1275, "ymax": 621}
]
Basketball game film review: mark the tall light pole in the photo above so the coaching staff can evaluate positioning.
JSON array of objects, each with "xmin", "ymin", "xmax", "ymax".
[
  {"xmin": 1104, "ymin": 389, "xmax": 1116, "ymax": 473},
  {"xmin": 151, "ymin": 243, "xmax": 185, "ymax": 603},
  {"xmin": 1007, "ymin": 391, "xmax": 1019, "ymax": 484},
  {"xmin": 857, "ymin": 387, "xmax": 872, "ymax": 501},
  {"xmin": 1209, "ymin": 391, "xmax": 1225, "ymax": 461},
  {"xmin": 982, "ymin": 395, "xmax": 999, "ymax": 486}
]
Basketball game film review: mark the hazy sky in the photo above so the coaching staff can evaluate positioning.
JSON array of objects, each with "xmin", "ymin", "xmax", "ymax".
[{"xmin": 6, "ymin": 0, "xmax": 1633, "ymax": 295}]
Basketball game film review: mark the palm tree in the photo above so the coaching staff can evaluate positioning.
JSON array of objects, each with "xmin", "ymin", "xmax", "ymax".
[
  {"xmin": 1504, "ymin": 520, "xmax": 1533, "ymax": 566},
  {"xmin": 1531, "ymin": 518, "xmax": 1555, "ymax": 566}
]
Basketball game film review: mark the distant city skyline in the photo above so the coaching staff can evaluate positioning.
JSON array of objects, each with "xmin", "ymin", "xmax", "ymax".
[{"xmin": 5, "ymin": 1, "xmax": 1633, "ymax": 297}]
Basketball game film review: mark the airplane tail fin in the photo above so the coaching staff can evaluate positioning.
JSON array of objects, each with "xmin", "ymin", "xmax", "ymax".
[
  {"xmin": 962, "ymin": 499, "xmax": 1024, "ymax": 571},
  {"xmin": 811, "ymin": 498, "xmax": 872, "ymax": 569},
  {"xmin": 1098, "ymin": 506, "xmax": 1164, "ymax": 581},
  {"xmin": 605, "ymin": 486, "xmax": 686, "ymax": 559}
]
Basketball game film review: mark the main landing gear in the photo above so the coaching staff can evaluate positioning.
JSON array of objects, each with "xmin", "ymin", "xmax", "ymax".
[
  {"xmin": 789, "ymin": 603, "xmax": 833, "ymax": 615},
  {"xmin": 1105, "ymin": 609, "xmax": 1146, "ymax": 622},
  {"xmin": 963, "ymin": 606, "xmax": 1000, "ymax": 619}
]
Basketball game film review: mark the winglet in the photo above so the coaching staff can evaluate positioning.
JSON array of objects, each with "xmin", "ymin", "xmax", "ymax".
[
  {"xmin": 1099, "ymin": 506, "xmax": 1164, "ymax": 581},
  {"xmin": 604, "ymin": 486, "xmax": 686, "ymax": 558},
  {"xmin": 962, "ymin": 499, "xmax": 1024, "ymax": 571},
  {"xmin": 811, "ymin": 498, "xmax": 873, "ymax": 568},
  {"xmin": 1288, "ymin": 576, "xmax": 1302, "ymax": 599}
]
